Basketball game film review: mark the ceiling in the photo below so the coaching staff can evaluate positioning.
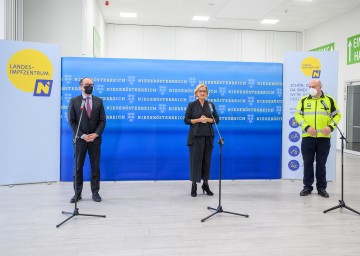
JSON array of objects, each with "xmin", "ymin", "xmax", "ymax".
[{"xmin": 97, "ymin": 0, "xmax": 360, "ymax": 32}]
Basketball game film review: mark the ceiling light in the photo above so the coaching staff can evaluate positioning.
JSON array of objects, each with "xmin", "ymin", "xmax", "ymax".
[
  {"xmin": 192, "ymin": 16, "xmax": 210, "ymax": 21},
  {"xmin": 120, "ymin": 12, "xmax": 137, "ymax": 18},
  {"xmin": 260, "ymin": 19, "xmax": 279, "ymax": 24}
]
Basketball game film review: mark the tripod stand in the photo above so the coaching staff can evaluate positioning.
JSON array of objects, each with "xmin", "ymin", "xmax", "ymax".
[
  {"xmin": 323, "ymin": 107, "xmax": 359, "ymax": 215},
  {"xmin": 201, "ymin": 101, "xmax": 249, "ymax": 222},
  {"xmin": 57, "ymin": 98, "xmax": 106, "ymax": 228}
]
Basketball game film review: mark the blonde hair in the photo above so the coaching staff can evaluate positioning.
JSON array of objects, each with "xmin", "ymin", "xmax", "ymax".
[{"xmin": 194, "ymin": 83, "xmax": 209, "ymax": 97}]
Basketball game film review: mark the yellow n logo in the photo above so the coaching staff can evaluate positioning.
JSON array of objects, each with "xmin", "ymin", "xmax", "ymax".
[
  {"xmin": 312, "ymin": 70, "xmax": 321, "ymax": 78},
  {"xmin": 33, "ymin": 79, "xmax": 53, "ymax": 96}
]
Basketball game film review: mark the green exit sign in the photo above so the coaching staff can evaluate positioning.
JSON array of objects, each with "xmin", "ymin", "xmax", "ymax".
[
  {"xmin": 310, "ymin": 43, "xmax": 334, "ymax": 52},
  {"xmin": 347, "ymin": 34, "xmax": 360, "ymax": 65}
]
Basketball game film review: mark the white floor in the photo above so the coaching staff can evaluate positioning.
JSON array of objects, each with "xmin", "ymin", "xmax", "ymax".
[{"xmin": 1, "ymin": 153, "xmax": 360, "ymax": 256}]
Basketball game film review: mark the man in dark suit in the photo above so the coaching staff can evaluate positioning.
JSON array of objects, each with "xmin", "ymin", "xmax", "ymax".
[{"xmin": 68, "ymin": 77, "xmax": 106, "ymax": 203}]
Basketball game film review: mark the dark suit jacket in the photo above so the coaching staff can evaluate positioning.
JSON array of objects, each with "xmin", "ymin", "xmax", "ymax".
[
  {"xmin": 68, "ymin": 95, "xmax": 106, "ymax": 140},
  {"xmin": 184, "ymin": 100, "xmax": 219, "ymax": 146}
]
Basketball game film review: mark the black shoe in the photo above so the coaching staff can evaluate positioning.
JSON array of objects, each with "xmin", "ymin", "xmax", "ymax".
[
  {"xmin": 70, "ymin": 194, "xmax": 82, "ymax": 203},
  {"xmin": 300, "ymin": 188, "xmax": 312, "ymax": 196},
  {"xmin": 92, "ymin": 193, "xmax": 102, "ymax": 202},
  {"xmin": 201, "ymin": 183, "xmax": 214, "ymax": 196},
  {"xmin": 191, "ymin": 183, "xmax": 197, "ymax": 197},
  {"xmin": 318, "ymin": 190, "xmax": 329, "ymax": 198}
]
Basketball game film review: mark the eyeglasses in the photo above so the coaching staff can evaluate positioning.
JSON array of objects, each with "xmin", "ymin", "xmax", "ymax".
[
  {"xmin": 198, "ymin": 90, "xmax": 207, "ymax": 93},
  {"xmin": 82, "ymin": 83, "xmax": 94, "ymax": 87}
]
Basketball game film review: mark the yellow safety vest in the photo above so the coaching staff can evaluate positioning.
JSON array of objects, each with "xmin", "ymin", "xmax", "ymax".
[{"xmin": 295, "ymin": 92, "xmax": 341, "ymax": 138}]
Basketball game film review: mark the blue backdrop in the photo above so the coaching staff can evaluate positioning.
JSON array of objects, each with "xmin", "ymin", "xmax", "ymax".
[{"xmin": 61, "ymin": 58, "xmax": 283, "ymax": 181}]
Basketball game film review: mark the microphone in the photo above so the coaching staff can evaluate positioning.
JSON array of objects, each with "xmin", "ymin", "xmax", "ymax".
[
  {"xmin": 80, "ymin": 98, "xmax": 86, "ymax": 110},
  {"xmin": 320, "ymin": 100, "xmax": 329, "ymax": 110},
  {"xmin": 208, "ymin": 101, "xmax": 213, "ymax": 112}
]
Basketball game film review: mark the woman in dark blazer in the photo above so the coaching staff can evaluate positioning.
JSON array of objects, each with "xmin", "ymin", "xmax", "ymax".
[{"xmin": 184, "ymin": 84, "xmax": 219, "ymax": 197}]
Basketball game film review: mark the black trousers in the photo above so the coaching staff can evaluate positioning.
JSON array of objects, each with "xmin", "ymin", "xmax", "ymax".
[
  {"xmin": 189, "ymin": 136, "xmax": 213, "ymax": 183},
  {"xmin": 301, "ymin": 137, "xmax": 330, "ymax": 191},
  {"xmin": 73, "ymin": 138, "xmax": 101, "ymax": 195}
]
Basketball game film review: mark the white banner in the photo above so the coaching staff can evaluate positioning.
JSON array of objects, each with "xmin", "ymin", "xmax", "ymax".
[
  {"xmin": 0, "ymin": 40, "xmax": 61, "ymax": 185},
  {"xmin": 282, "ymin": 52, "xmax": 339, "ymax": 180}
]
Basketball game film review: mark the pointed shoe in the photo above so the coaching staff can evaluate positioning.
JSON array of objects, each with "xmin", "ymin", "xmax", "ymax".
[{"xmin": 201, "ymin": 183, "xmax": 214, "ymax": 196}]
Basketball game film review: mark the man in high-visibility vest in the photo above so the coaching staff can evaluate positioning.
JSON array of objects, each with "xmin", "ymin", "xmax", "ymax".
[{"xmin": 295, "ymin": 79, "xmax": 341, "ymax": 198}]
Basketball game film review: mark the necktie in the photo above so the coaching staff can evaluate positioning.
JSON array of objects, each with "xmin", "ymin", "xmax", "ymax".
[{"xmin": 86, "ymin": 97, "xmax": 91, "ymax": 118}]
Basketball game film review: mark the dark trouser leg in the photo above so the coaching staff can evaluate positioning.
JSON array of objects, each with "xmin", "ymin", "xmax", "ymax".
[
  {"xmin": 201, "ymin": 136, "xmax": 213, "ymax": 181},
  {"xmin": 74, "ymin": 140, "xmax": 87, "ymax": 195},
  {"xmin": 315, "ymin": 138, "xmax": 331, "ymax": 190},
  {"xmin": 189, "ymin": 137, "xmax": 205, "ymax": 183},
  {"xmin": 88, "ymin": 140, "xmax": 101, "ymax": 194},
  {"xmin": 301, "ymin": 137, "xmax": 315, "ymax": 191}
]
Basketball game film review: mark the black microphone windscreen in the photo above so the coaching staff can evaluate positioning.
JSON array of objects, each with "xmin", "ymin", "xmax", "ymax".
[{"xmin": 321, "ymin": 100, "xmax": 329, "ymax": 110}]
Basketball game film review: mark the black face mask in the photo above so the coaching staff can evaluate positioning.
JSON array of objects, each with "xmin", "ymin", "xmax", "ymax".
[{"xmin": 84, "ymin": 85, "xmax": 93, "ymax": 94}]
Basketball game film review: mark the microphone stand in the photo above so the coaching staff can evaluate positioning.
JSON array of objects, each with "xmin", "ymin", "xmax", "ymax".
[
  {"xmin": 323, "ymin": 108, "xmax": 359, "ymax": 215},
  {"xmin": 57, "ymin": 101, "xmax": 106, "ymax": 228},
  {"xmin": 201, "ymin": 102, "xmax": 249, "ymax": 222}
]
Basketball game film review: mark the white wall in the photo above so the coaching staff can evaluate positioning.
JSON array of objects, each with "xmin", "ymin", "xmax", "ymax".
[
  {"xmin": 0, "ymin": 0, "xmax": 4, "ymax": 39},
  {"xmin": 21, "ymin": 0, "xmax": 300, "ymax": 60},
  {"xmin": 23, "ymin": 0, "xmax": 82, "ymax": 56},
  {"xmin": 106, "ymin": 24, "xmax": 302, "ymax": 63},
  {"xmin": 303, "ymin": 5, "xmax": 360, "ymax": 147},
  {"xmin": 83, "ymin": 0, "xmax": 106, "ymax": 57},
  {"xmin": 23, "ymin": 0, "xmax": 105, "ymax": 57}
]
